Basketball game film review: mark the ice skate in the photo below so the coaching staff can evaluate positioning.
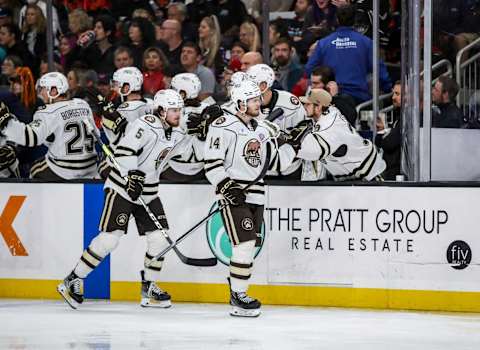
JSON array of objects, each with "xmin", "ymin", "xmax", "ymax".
[
  {"xmin": 228, "ymin": 278, "xmax": 261, "ymax": 317},
  {"xmin": 140, "ymin": 270, "xmax": 171, "ymax": 308},
  {"xmin": 57, "ymin": 271, "xmax": 84, "ymax": 310}
]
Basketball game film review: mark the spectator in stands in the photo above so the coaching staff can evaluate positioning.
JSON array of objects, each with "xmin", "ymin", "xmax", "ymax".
[
  {"xmin": 58, "ymin": 34, "xmax": 76, "ymax": 72},
  {"xmin": 269, "ymin": 19, "xmax": 289, "ymax": 49},
  {"xmin": 287, "ymin": 0, "xmax": 310, "ymax": 42},
  {"xmin": 39, "ymin": 54, "xmax": 63, "ymax": 76},
  {"xmin": 180, "ymin": 42, "xmax": 215, "ymax": 100},
  {"xmin": 0, "ymin": 7, "xmax": 13, "ymax": 26},
  {"xmin": 18, "ymin": 0, "xmax": 60, "ymax": 43},
  {"xmin": 0, "ymin": 23, "xmax": 35, "ymax": 75},
  {"xmin": 375, "ymin": 81, "xmax": 402, "ymax": 180},
  {"xmin": 230, "ymin": 41, "xmax": 249, "ymax": 60},
  {"xmin": 239, "ymin": 21, "xmax": 261, "ymax": 52},
  {"xmin": 21, "ymin": 3, "xmax": 46, "ymax": 63},
  {"xmin": 9, "ymin": 66, "xmax": 39, "ymax": 115},
  {"xmin": 307, "ymin": 65, "xmax": 357, "ymax": 125},
  {"xmin": 0, "ymin": 54, "xmax": 22, "ymax": 85},
  {"xmin": 123, "ymin": 17, "xmax": 156, "ymax": 68},
  {"xmin": 167, "ymin": 2, "xmax": 196, "ymax": 42},
  {"xmin": 305, "ymin": 4, "xmax": 392, "ymax": 104},
  {"xmin": 71, "ymin": 15, "xmax": 117, "ymax": 77},
  {"xmin": 132, "ymin": 8, "xmax": 154, "ymax": 21},
  {"xmin": 431, "ymin": 76, "xmax": 463, "ymax": 128},
  {"xmin": 240, "ymin": 51, "xmax": 263, "ymax": 72},
  {"xmin": 198, "ymin": 15, "xmax": 224, "ymax": 77},
  {"xmin": 68, "ymin": 8, "xmax": 91, "ymax": 39},
  {"xmin": 272, "ymin": 38, "xmax": 303, "ymax": 92},
  {"xmin": 114, "ymin": 46, "xmax": 135, "ymax": 69},
  {"xmin": 158, "ymin": 19, "xmax": 184, "ymax": 67},
  {"xmin": 96, "ymin": 73, "xmax": 112, "ymax": 98},
  {"xmin": 215, "ymin": 0, "xmax": 248, "ymax": 35},
  {"xmin": 142, "ymin": 46, "xmax": 167, "ymax": 97},
  {"xmin": 303, "ymin": 0, "xmax": 338, "ymax": 39}
]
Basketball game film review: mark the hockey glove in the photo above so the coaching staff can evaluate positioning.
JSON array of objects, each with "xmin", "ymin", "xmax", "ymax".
[
  {"xmin": 201, "ymin": 104, "xmax": 224, "ymax": 122},
  {"xmin": 285, "ymin": 119, "xmax": 314, "ymax": 152},
  {"xmin": 0, "ymin": 102, "xmax": 13, "ymax": 131},
  {"xmin": 186, "ymin": 112, "xmax": 206, "ymax": 138},
  {"xmin": 126, "ymin": 170, "xmax": 146, "ymax": 201},
  {"xmin": 98, "ymin": 95, "xmax": 127, "ymax": 134},
  {"xmin": 216, "ymin": 178, "xmax": 246, "ymax": 206},
  {"xmin": 0, "ymin": 145, "xmax": 16, "ymax": 170}
]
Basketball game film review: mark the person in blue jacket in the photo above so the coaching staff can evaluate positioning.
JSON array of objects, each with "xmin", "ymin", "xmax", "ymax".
[{"xmin": 305, "ymin": 4, "xmax": 392, "ymax": 105}]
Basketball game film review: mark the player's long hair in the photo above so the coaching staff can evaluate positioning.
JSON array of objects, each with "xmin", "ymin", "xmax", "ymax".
[{"xmin": 13, "ymin": 67, "xmax": 36, "ymax": 110}]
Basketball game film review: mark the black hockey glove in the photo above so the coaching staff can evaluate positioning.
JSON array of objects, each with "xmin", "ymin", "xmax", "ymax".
[
  {"xmin": 201, "ymin": 104, "xmax": 224, "ymax": 122},
  {"xmin": 0, "ymin": 145, "xmax": 16, "ymax": 170},
  {"xmin": 216, "ymin": 178, "xmax": 246, "ymax": 206},
  {"xmin": 126, "ymin": 170, "xmax": 145, "ymax": 201},
  {"xmin": 285, "ymin": 119, "xmax": 314, "ymax": 152},
  {"xmin": 98, "ymin": 95, "xmax": 127, "ymax": 134},
  {"xmin": 0, "ymin": 102, "xmax": 13, "ymax": 131},
  {"xmin": 186, "ymin": 112, "xmax": 207, "ymax": 139}
]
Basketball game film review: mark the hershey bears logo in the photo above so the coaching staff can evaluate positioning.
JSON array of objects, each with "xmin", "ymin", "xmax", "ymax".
[
  {"xmin": 145, "ymin": 115, "xmax": 156, "ymax": 123},
  {"xmin": 243, "ymin": 139, "xmax": 261, "ymax": 168},
  {"xmin": 155, "ymin": 147, "xmax": 171, "ymax": 170}
]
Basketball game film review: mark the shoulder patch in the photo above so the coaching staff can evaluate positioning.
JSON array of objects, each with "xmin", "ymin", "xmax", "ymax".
[
  {"xmin": 314, "ymin": 124, "xmax": 321, "ymax": 132},
  {"xmin": 290, "ymin": 96, "xmax": 300, "ymax": 106},
  {"xmin": 119, "ymin": 102, "xmax": 129, "ymax": 109},
  {"xmin": 37, "ymin": 105, "xmax": 47, "ymax": 110},
  {"xmin": 214, "ymin": 116, "xmax": 226, "ymax": 125},
  {"xmin": 144, "ymin": 115, "xmax": 157, "ymax": 124}
]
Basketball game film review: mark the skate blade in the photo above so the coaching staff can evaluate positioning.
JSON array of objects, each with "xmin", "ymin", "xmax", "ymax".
[
  {"xmin": 140, "ymin": 297, "xmax": 172, "ymax": 308},
  {"xmin": 57, "ymin": 283, "xmax": 79, "ymax": 310},
  {"xmin": 230, "ymin": 306, "xmax": 261, "ymax": 317}
]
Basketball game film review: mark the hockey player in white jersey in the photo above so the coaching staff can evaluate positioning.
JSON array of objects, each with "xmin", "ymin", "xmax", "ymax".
[
  {"xmin": 0, "ymin": 72, "xmax": 98, "ymax": 180},
  {"xmin": 58, "ymin": 89, "xmax": 187, "ymax": 309},
  {"xmin": 160, "ymin": 73, "xmax": 216, "ymax": 180},
  {"xmin": 204, "ymin": 80, "xmax": 302, "ymax": 317},
  {"xmin": 98, "ymin": 67, "xmax": 148, "ymax": 178},
  {"xmin": 246, "ymin": 64, "xmax": 307, "ymax": 178},
  {"xmin": 286, "ymin": 89, "xmax": 386, "ymax": 180}
]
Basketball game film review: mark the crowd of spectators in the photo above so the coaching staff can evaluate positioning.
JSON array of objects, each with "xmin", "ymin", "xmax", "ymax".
[{"xmin": 0, "ymin": 0, "xmax": 479, "ymax": 180}]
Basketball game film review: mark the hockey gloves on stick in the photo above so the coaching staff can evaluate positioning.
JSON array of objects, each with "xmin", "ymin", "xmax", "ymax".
[
  {"xmin": 126, "ymin": 170, "xmax": 146, "ymax": 201},
  {"xmin": 0, "ymin": 102, "xmax": 13, "ymax": 131},
  {"xmin": 97, "ymin": 95, "xmax": 127, "ymax": 134},
  {"xmin": 285, "ymin": 119, "xmax": 314, "ymax": 152},
  {"xmin": 0, "ymin": 145, "xmax": 16, "ymax": 170},
  {"xmin": 217, "ymin": 178, "xmax": 246, "ymax": 206}
]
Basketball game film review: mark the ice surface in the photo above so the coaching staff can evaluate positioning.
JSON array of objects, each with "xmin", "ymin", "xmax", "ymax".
[{"xmin": 1, "ymin": 299, "xmax": 480, "ymax": 350}]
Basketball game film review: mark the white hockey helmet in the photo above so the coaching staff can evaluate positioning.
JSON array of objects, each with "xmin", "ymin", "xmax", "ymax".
[
  {"xmin": 170, "ymin": 73, "xmax": 201, "ymax": 100},
  {"xmin": 36, "ymin": 72, "xmax": 69, "ymax": 101},
  {"xmin": 227, "ymin": 71, "xmax": 249, "ymax": 97},
  {"xmin": 112, "ymin": 66, "xmax": 143, "ymax": 97},
  {"xmin": 230, "ymin": 80, "xmax": 262, "ymax": 112},
  {"xmin": 153, "ymin": 89, "xmax": 184, "ymax": 113},
  {"xmin": 246, "ymin": 64, "xmax": 275, "ymax": 92}
]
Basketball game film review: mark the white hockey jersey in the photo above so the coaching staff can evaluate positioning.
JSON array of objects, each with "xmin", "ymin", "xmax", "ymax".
[
  {"xmin": 106, "ymin": 115, "xmax": 187, "ymax": 202},
  {"xmin": 204, "ymin": 113, "xmax": 290, "ymax": 205},
  {"xmin": 292, "ymin": 106, "xmax": 386, "ymax": 181},
  {"xmin": 3, "ymin": 98, "xmax": 98, "ymax": 179},
  {"xmin": 261, "ymin": 89, "xmax": 306, "ymax": 176},
  {"xmin": 103, "ymin": 99, "xmax": 148, "ymax": 147},
  {"xmin": 168, "ymin": 102, "xmax": 209, "ymax": 176}
]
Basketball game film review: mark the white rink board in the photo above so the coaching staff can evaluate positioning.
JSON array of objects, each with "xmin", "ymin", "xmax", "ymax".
[
  {"xmin": 111, "ymin": 184, "xmax": 480, "ymax": 293},
  {"xmin": 267, "ymin": 186, "xmax": 480, "ymax": 291},
  {"xmin": 0, "ymin": 183, "xmax": 83, "ymax": 280}
]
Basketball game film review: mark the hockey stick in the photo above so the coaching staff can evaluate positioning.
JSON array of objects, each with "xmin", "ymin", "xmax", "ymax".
[
  {"xmin": 82, "ymin": 119, "xmax": 218, "ymax": 267},
  {"xmin": 265, "ymin": 108, "xmax": 284, "ymax": 122},
  {"xmin": 148, "ymin": 141, "xmax": 273, "ymax": 265}
]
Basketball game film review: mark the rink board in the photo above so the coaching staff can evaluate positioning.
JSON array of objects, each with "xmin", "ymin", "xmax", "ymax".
[{"xmin": 1, "ymin": 182, "xmax": 480, "ymax": 312}]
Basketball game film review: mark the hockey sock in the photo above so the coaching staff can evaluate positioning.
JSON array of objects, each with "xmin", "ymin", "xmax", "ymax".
[
  {"xmin": 143, "ymin": 231, "xmax": 168, "ymax": 281},
  {"xmin": 74, "ymin": 231, "xmax": 121, "ymax": 278},
  {"xmin": 229, "ymin": 240, "xmax": 256, "ymax": 293}
]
